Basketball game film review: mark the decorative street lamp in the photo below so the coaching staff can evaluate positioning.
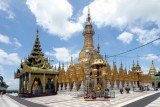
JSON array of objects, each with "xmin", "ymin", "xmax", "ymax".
[
  {"xmin": 85, "ymin": 49, "xmax": 92, "ymax": 97},
  {"xmin": 136, "ymin": 69, "xmax": 142, "ymax": 89}
]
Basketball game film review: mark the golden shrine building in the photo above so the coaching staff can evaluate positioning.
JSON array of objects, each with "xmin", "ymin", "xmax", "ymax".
[{"xmin": 14, "ymin": 9, "xmax": 159, "ymax": 97}]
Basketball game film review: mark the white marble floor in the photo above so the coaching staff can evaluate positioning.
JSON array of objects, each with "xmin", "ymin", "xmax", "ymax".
[
  {"xmin": 0, "ymin": 94, "xmax": 26, "ymax": 107},
  {"xmin": 23, "ymin": 91, "xmax": 160, "ymax": 107}
]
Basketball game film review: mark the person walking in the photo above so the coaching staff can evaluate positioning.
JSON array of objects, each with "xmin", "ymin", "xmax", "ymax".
[
  {"xmin": 120, "ymin": 87, "xmax": 123, "ymax": 94},
  {"xmin": 1, "ymin": 91, "xmax": 3, "ymax": 97}
]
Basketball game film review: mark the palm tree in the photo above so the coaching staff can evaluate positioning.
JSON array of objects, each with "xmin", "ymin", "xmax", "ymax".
[
  {"xmin": 0, "ymin": 75, "xmax": 8, "ymax": 90},
  {"xmin": 0, "ymin": 76, "xmax": 3, "ymax": 82}
]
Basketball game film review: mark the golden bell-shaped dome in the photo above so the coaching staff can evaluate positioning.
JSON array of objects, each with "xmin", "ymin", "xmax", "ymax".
[
  {"xmin": 92, "ymin": 68, "xmax": 98, "ymax": 76},
  {"xmin": 91, "ymin": 58, "xmax": 104, "ymax": 66}
]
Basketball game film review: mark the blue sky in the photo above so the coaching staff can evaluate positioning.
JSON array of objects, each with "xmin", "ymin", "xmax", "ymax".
[{"xmin": 0, "ymin": 0, "xmax": 160, "ymax": 90}]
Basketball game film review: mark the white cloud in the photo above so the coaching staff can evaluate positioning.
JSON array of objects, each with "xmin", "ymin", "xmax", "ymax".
[
  {"xmin": 53, "ymin": 63, "xmax": 68, "ymax": 71},
  {"xmin": 79, "ymin": 0, "xmax": 160, "ymax": 45},
  {"xmin": 141, "ymin": 66, "xmax": 149, "ymax": 74},
  {"xmin": 0, "ymin": 66, "xmax": 19, "ymax": 90},
  {"xmin": 13, "ymin": 38, "xmax": 22, "ymax": 48},
  {"xmin": 156, "ymin": 67, "xmax": 160, "ymax": 72},
  {"xmin": 117, "ymin": 31, "xmax": 133, "ymax": 44},
  {"xmin": 26, "ymin": 0, "xmax": 83, "ymax": 40},
  {"xmin": 0, "ymin": 0, "xmax": 15, "ymax": 19},
  {"xmin": 0, "ymin": 34, "xmax": 11, "ymax": 44},
  {"xmin": 0, "ymin": 49, "xmax": 20, "ymax": 65},
  {"xmin": 0, "ymin": 34, "xmax": 22, "ymax": 48},
  {"xmin": 1, "ymin": 75, "xmax": 19, "ymax": 90},
  {"xmin": 0, "ymin": 66, "xmax": 7, "ymax": 78},
  {"xmin": 79, "ymin": 0, "xmax": 160, "ymax": 29},
  {"xmin": 5, "ymin": 78, "xmax": 19, "ymax": 90},
  {"xmin": 45, "ymin": 51, "xmax": 55, "ymax": 57},
  {"xmin": 45, "ymin": 47, "xmax": 79, "ymax": 63},
  {"xmin": 131, "ymin": 27, "xmax": 160, "ymax": 45},
  {"xmin": 141, "ymin": 54, "xmax": 160, "ymax": 62},
  {"xmin": 0, "ymin": 65, "xmax": 4, "ymax": 74}
]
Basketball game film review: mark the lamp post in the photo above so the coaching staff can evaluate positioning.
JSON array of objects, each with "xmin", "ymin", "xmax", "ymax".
[
  {"xmin": 85, "ymin": 72, "xmax": 89, "ymax": 97},
  {"xmin": 136, "ymin": 69, "xmax": 142, "ymax": 89}
]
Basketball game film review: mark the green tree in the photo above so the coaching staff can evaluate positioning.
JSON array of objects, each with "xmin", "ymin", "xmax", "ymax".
[{"xmin": 0, "ymin": 75, "xmax": 8, "ymax": 89}]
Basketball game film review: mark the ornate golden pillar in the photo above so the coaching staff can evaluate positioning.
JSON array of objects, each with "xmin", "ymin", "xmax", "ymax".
[
  {"xmin": 28, "ymin": 72, "xmax": 31, "ymax": 94},
  {"xmin": 55, "ymin": 75, "xmax": 58, "ymax": 92},
  {"xmin": 22, "ymin": 75, "xmax": 24, "ymax": 93},
  {"xmin": 43, "ymin": 73, "xmax": 46, "ymax": 93},
  {"xmin": 19, "ymin": 76, "xmax": 21, "ymax": 93},
  {"xmin": 24, "ymin": 73, "xmax": 27, "ymax": 93}
]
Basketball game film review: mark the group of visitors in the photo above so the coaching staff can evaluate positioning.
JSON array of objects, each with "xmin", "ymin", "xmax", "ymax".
[
  {"xmin": 85, "ymin": 85, "xmax": 131, "ymax": 99},
  {"xmin": 85, "ymin": 88, "xmax": 110, "ymax": 99},
  {"xmin": 120, "ymin": 85, "xmax": 130, "ymax": 94}
]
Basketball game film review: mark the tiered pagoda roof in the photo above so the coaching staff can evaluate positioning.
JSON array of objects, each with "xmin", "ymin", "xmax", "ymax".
[{"xmin": 14, "ymin": 30, "xmax": 58, "ymax": 78}]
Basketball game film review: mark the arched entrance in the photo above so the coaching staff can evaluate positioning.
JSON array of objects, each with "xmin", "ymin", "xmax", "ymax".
[
  {"xmin": 46, "ymin": 78, "xmax": 55, "ymax": 94},
  {"xmin": 158, "ymin": 82, "xmax": 160, "ymax": 88},
  {"xmin": 152, "ymin": 82, "xmax": 155, "ymax": 87},
  {"xmin": 32, "ymin": 78, "xmax": 43, "ymax": 95}
]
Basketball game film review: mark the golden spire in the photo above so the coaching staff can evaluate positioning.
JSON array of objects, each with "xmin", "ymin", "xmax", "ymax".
[
  {"xmin": 112, "ymin": 61, "xmax": 118, "ymax": 80},
  {"xmin": 61, "ymin": 63, "xmax": 65, "ymax": 83},
  {"xmin": 58, "ymin": 62, "xmax": 61, "ymax": 71},
  {"xmin": 120, "ymin": 60, "xmax": 123, "ymax": 68},
  {"xmin": 124, "ymin": 61, "xmax": 127, "ymax": 73},
  {"xmin": 62, "ymin": 63, "xmax": 64, "ymax": 69},
  {"xmin": 65, "ymin": 71, "xmax": 71, "ymax": 83},
  {"xmin": 27, "ymin": 30, "xmax": 44, "ymax": 67},
  {"xmin": 70, "ymin": 56, "xmax": 74, "ymax": 65},
  {"xmin": 149, "ymin": 60, "xmax": 156, "ymax": 75},
  {"xmin": 119, "ymin": 61, "xmax": 123, "ymax": 73},
  {"xmin": 119, "ymin": 61, "xmax": 123, "ymax": 81},
  {"xmin": 58, "ymin": 70, "xmax": 62, "ymax": 83},
  {"xmin": 36, "ymin": 29, "xmax": 39, "ymax": 39},
  {"xmin": 132, "ymin": 60, "xmax": 136, "ymax": 71},
  {"xmin": 97, "ymin": 34, "xmax": 100, "ymax": 53},
  {"xmin": 87, "ymin": 6, "xmax": 91, "ymax": 22},
  {"xmin": 133, "ymin": 60, "xmax": 135, "ymax": 67},
  {"xmin": 82, "ymin": 7, "xmax": 95, "ymax": 50},
  {"xmin": 135, "ymin": 60, "xmax": 141, "ymax": 72},
  {"xmin": 71, "ymin": 70, "xmax": 77, "ymax": 82},
  {"xmin": 104, "ymin": 54, "xmax": 107, "ymax": 60}
]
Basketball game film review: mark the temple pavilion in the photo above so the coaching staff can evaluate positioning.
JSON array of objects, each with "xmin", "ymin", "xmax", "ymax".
[
  {"xmin": 149, "ymin": 61, "xmax": 160, "ymax": 88},
  {"xmin": 14, "ymin": 30, "xmax": 59, "ymax": 97},
  {"xmin": 57, "ymin": 9, "xmax": 152, "ymax": 96},
  {"xmin": 14, "ymin": 8, "xmax": 154, "ymax": 97}
]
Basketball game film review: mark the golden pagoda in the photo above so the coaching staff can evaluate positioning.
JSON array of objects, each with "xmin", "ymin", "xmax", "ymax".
[
  {"xmin": 149, "ymin": 60, "xmax": 156, "ymax": 75},
  {"xmin": 148, "ymin": 60, "xmax": 160, "ymax": 88},
  {"xmin": 57, "ymin": 8, "xmax": 153, "ymax": 95},
  {"xmin": 14, "ymin": 30, "xmax": 59, "ymax": 97},
  {"xmin": 12, "ymin": 8, "xmax": 155, "ymax": 98}
]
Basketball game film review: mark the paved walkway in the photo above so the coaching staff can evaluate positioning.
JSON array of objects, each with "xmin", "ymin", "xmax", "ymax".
[
  {"xmin": 146, "ymin": 96, "xmax": 160, "ymax": 107},
  {"xmin": 122, "ymin": 92, "xmax": 160, "ymax": 107},
  {"xmin": 0, "ymin": 94, "xmax": 25, "ymax": 107},
  {"xmin": 24, "ymin": 91, "xmax": 160, "ymax": 107},
  {"xmin": 7, "ymin": 94, "xmax": 47, "ymax": 107},
  {"xmin": 7, "ymin": 90, "xmax": 160, "ymax": 107}
]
